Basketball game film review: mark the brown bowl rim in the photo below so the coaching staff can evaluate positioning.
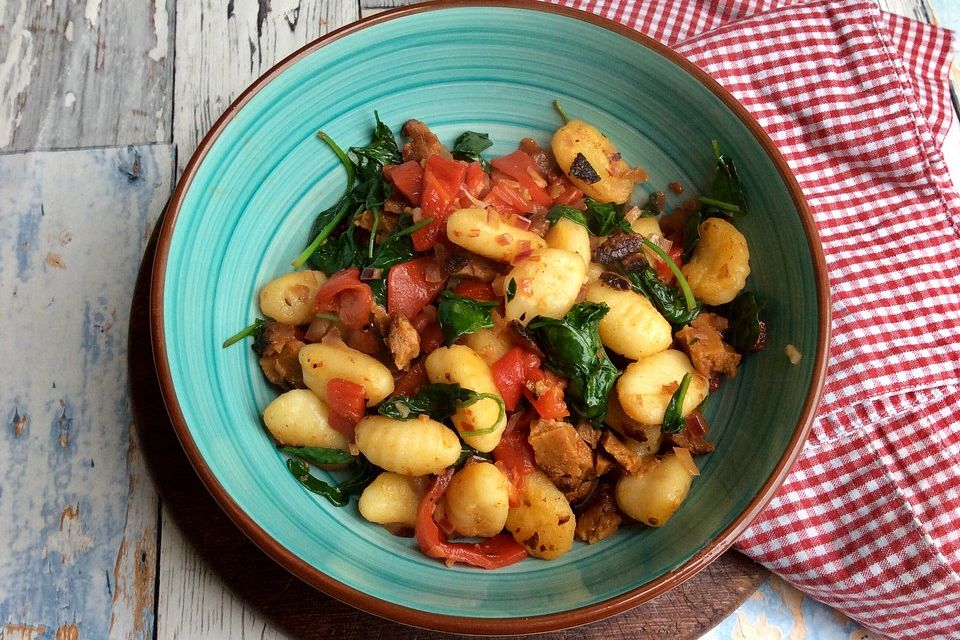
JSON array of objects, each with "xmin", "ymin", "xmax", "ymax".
[{"xmin": 150, "ymin": 0, "xmax": 830, "ymax": 634}]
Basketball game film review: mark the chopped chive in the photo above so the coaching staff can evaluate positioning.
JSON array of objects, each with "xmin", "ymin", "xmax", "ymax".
[
  {"xmin": 458, "ymin": 393, "xmax": 506, "ymax": 437},
  {"xmin": 697, "ymin": 196, "xmax": 741, "ymax": 213},
  {"xmin": 392, "ymin": 216, "xmax": 434, "ymax": 238}
]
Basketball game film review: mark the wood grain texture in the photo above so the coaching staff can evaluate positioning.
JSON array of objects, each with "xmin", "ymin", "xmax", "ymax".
[
  {"xmin": 0, "ymin": 0, "xmax": 174, "ymax": 153},
  {"xmin": 127, "ymin": 229, "xmax": 764, "ymax": 640},
  {"xmin": 172, "ymin": 0, "xmax": 361, "ymax": 174},
  {"xmin": 0, "ymin": 144, "xmax": 174, "ymax": 638}
]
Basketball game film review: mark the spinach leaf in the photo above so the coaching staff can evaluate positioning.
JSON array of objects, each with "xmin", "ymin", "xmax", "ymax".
[
  {"xmin": 583, "ymin": 197, "xmax": 631, "ymax": 236},
  {"xmin": 378, "ymin": 383, "xmax": 505, "ymax": 436},
  {"xmin": 641, "ymin": 190, "xmax": 665, "ymax": 217},
  {"xmin": 699, "ymin": 139, "xmax": 747, "ymax": 219},
  {"xmin": 436, "ymin": 290, "xmax": 497, "ymax": 345},
  {"xmin": 547, "ymin": 204, "xmax": 589, "ymax": 229},
  {"xmin": 456, "ymin": 446, "xmax": 494, "ymax": 468},
  {"xmin": 307, "ymin": 221, "xmax": 361, "ymax": 275},
  {"xmin": 719, "ymin": 291, "xmax": 766, "ymax": 354},
  {"xmin": 222, "ymin": 318, "xmax": 267, "ymax": 349},
  {"xmin": 661, "ymin": 373, "xmax": 692, "ymax": 434},
  {"xmin": 505, "ymin": 277, "xmax": 518, "ymax": 303},
  {"xmin": 682, "ymin": 210, "xmax": 702, "ymax": 261},
  {"xmin": 349, "ymin": 111, "xmax": 402, "ymax": 167},
  {"xmin": 280, "ymin": 446, "xmax": 356, "ymax": 466},
  {"xmin": 626, "ymin": 267, "xmax": 701, "ymax": 326},
  {"xmin": 527, "ymin": 302, "xmax": 620, "ymax": 424},
  {"xmin": 452, "ymin": 131, "xmax": 493, "ymax": 169},
  {"xmin": 286, "ymin": 456, "xmax": 378, "ymax": 507}
]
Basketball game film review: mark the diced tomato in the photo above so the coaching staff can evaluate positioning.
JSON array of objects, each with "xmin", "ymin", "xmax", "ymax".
[
  {"xmin": 552, "ymin": 183, "xmax": 584, "ymax": 206},
  {"xmin": 485, "ymin": 174, "xmax": 534, "ymax": 215},
  {"xmin": 315, "ymin": 268, "xmax": 373, "ymax": 330},
  {"xmin": 491, "ymin": 347, "xmax": 528, "ymax": 411},
  {"xmin": 523, "ymin": 369, "xmax": 569, "ymax": 420},
  {"xmin": 418, "ymin": 321, "xmax": 444, "ymax": 354},
  {"xmin": 392, "ymin": 361, "xmax": 428, "ymax": 398},
  {"xmin": 415, "ymin": 469, "xmax": 528, "ymax": 569},
  {"xmin": 387, "ymin": 257, "xmax": 447, "ymax": 319},
  {"xmin": 453, "ymin": 279, "xmax": 497, "ymax": 302},
  {"xmin": 344, "ymin": 326, "xmax": 381, "ymax": 355},
  {"xmin": 492, "ymin": 415, "xmax": 537, "ymax": 505},
  {"xmin": 491, "ymin": 151, "xmax": 553, "ymax": 207},
  {"xmin": 412, "ymin": 155, "xmax": 468, "ymax": 251},
  {"xmin": 463, "ymin": 161, "xmax": 490, "ymax": 199},
  {"xmin": 654, "ymin": 240, "xmax": 684, "ymax": 285},
  {"xmin": 325, "ymin": 378, "xmax": 366, "ymax": 439},
  {"xmin": 383, "ymin": 161, "xmax": 424, "ymax": 206}
]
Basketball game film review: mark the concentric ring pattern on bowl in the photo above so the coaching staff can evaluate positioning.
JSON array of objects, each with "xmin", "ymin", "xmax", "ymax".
[{"xmin": 152, "ymin": 2, "xmax": 827, "ymax": 633}]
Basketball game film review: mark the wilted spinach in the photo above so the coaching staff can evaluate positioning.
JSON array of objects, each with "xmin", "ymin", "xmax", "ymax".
[
  {"xmin": 452, "ymin": 131, "xmax": 493, "ymax": 169},
  {"xmin": 547, "ymin": 204, "xmax": 589, "ymax": 229},
  {"xmin": 286, "ymin": 456, "xmax": 378, "ymax": 507},
  {"xmin": 527, "ymin": 302, "xmax": 620, "ymax": 424},
  {"xmin": 698, "ymin": 139, "xmax": 747, "ymax": 219},
  {"xmin": 661, "ymin": 373, "xmax": 692, "ymax": 434},
  {"xmin": 583, "ymin": 197, "xmax": 631, "ymax": 236},
  {"xmin": 349, "ymin": 111, "xmax": 402, "ymax": 166},
  {"xmin": 280, "ymin": 446, "xmax": 356, "ymax": 467},
  {"xmin": 436, "ymin": 290, "xmax": 497, "ymax": 346},
  {"xmin": 719, "ymin": 291, "xmax": 766, "ymax": 354},
  {"xmin": 378, "ymin": 383, "xmax": 505, "ymax": 436},
  {"xmin": 626, "ymin": 267, "xmax": 701, "ymax": 326}
]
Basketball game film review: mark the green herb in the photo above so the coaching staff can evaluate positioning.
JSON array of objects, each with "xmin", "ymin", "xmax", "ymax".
[
  {"xmin": 280, "ymin": 446, "xmax": 356, "ymax": 467},
  {"xmin": 367, "ymin": 206, "xmax": 380, "ymax": 259},
  {"xmin": 641, "ymin": 190, "xmax": 665, "ymax": 217},
  {"xmin": 436, "ymin": 290, "xmax": 497, "ymax": 346},
  {"xmin": 626, "ymin": 267, "xmax": 701, "ymax": 326},
  {"xmin": 348, "ymin": 111, "xmax": 402, "ymax": 167},
  {"xmin": 547, "ymin": 204, "xmax": 589, "ymax": 229},
  {"xmin": 700, "ymin": 139, "xmax": 747, "ymax": 219},
  {"xmin": 528, "ymin": 302, "xmax": 620, "ymax": 424},
  {"xmin": 583, "ymin": 197, "xmax": 632, "ymax": 236},
  {"xmin": 314, "ymin": 312, "xmax": 341, "ymax": 323},
  {"xmin": 378, "ymin": 383, "xmax": 505, "ymax": 435},
  {"xmin": 505, "ymin": 277, "xmax": 518, "ymax": 303},
  {"xmin": 661, "ymin": 373, "xmax": 692, "ymax": 434},
  {"xmin": 222, "ymin": 318, "xmax": 266, "ymax": 348},
  {"xmin": 553, "ymin": 100, "xmax": 571, "ymax": 124},
  {"xmin": 286, "ymin": 456, "xmax": 378, "ymax": 507},
  {"xmin": 638, "ymin": 236, "xmax": 697, "ymax": 311},
  {"xmin": 307, "ymin": 216, "xmax": 362, "ymax": 275},
  {"xmin": 455, "ymin": 446, "xmax": 493, "ymax": 468},
  {"xmin": 452, "ymin": 131, "xmax": 493, "ymax": 169},
  {"xmin": 719, "ymin": 291, "xmax": 766, "ymax": 354}
]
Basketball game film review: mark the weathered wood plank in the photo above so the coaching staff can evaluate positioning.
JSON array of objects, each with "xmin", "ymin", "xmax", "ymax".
[
  {"xmin": 0, "ymin": 144, "xmax": 174, "ymax": 638},
  {"xmin": 172, "ymin": 0, "xmax": 361, "ymax": 173},
  {"xmin": 0, "ymin": 0, "xmax": 175, "ymax": 153}
]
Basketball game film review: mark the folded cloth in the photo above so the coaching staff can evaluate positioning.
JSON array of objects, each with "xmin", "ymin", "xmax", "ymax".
[{"xmin": 552, "ymin": 0, "xmax": 960, "ymax": 637}]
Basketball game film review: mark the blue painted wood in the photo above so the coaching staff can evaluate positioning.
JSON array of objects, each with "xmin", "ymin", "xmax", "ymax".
[{"xmin": 0, "ymin": 144, "xmax": 174, "ymax": 639}]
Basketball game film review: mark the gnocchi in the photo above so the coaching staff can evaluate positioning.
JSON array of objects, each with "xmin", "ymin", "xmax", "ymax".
[
  {"xmin": 616, "ymin": 453, "xmax": 696, "ymax": 527},
  {"xmin": 447, "ymin": 208, "xmax": 546, "ymax": 262},
  {"xmin": 354, "ymin": 415, "xmax": 461, "ymax": 476},
  {"xmin": 444, "ymin": 462, "xmax": 510, "ymax": 538},
  {"xmin": 585, "ymin": 279, "xmax": 672, "ymax": 360},
  {"xmin": 616, "ymin": 349, "xmax": 709, "ymax": 425},
  {"xmin": 299, "ymin": 342, "xmax": 394, "ymax": 406},
  {"xmin": 504, "ymin": 248, "xmax": 586, "ymax": 326},
  {"xmin": 358, "ymin": 472, "xmax": 425, "ymax": 528},
  {"xmin": 262, "ymin": 389, "xmax": 348, "ymax": 450},
  {"xmin": 552, "ymin": 120, "xmax": 634, "ymax": 204},
  {"xmin": 681, "ymin": 217, "xmax": 750, "ymax": 305},
  {"xmin": 259, "ymin": 270, "xmax": 327, "ymax": 325},
  {"xmin": 545, "ymin": 217, "xmax": 591, "ymax": 266},
  {"xmin": 505, "ymin": 470, "xmax": 576, "ymax": 560},
  {"xmin": 425, "ymin": 345, "xmax": 506, "ymax": 452}
]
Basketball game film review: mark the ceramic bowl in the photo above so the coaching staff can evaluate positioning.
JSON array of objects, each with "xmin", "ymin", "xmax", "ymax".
[{"xmin": 152, "ymin": 1, "xmax": 829, "ymax": 633}]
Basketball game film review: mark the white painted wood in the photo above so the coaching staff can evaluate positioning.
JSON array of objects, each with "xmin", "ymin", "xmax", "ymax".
[
  {"xmin": 0, "ymin": 0, "xmax": 175, "ymax": 153},
  {"xmin": 156, "ymin": 510, "xmax": 292, "ymax": 640},
  {"xmin": 0, "ymin": 144, "xmax": 174, "ymax": 638},
  {"xmin": 172, "ymin": 0, "xmax": 361, "ymax": 174}
]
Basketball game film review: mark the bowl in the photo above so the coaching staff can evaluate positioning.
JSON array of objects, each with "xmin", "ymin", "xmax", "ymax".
[{"xmin": 151, "ymin": 1, "xmax": 829, "ymax": 633}]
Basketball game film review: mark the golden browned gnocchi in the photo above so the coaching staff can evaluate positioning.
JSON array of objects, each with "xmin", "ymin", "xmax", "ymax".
[
  {"xmin": 681, "ymin": 217, "xmax": 751, "ymax": 305},
  {"xmin": 425, "ymin": 345, "xmax": 506, "ymax": 452},
  {"xmin": 552, "ymin": 120, "xmax": 634, "ymax": 204},
  {"xmin": 237, "ymin": 116, "xmax": 761, "ymax": 570},
  {"xmin": 358, "ymin": 472, "xmax": 425, "ymax": 528},
  {"xmin": 259, "ymin": 270, "xmax": 327, "ymax": 325},
  {"xmin": 505, "ymin": 470, "xmax": 576, "ymax": 559},
  {"xmin": 446, "ymin": 208, "xmax": 546, "ymax": 262},
  {"xmin": 616, "ymin": 349, "xmax": 709, "ymax": 425},
  {"xmin": 444, "ymin": 462, "xmax": 510, "ymax": 538},
  {"xmin": 616, "ymin": 453, "xmax": 697, "ymax": 527},
  {"xmin": 355, "ymin": 415, "xmax": 461, "ymax": 476},
  {"xmin": 504, "ymin": 248, "xmax": 586, "ymax": 326}
]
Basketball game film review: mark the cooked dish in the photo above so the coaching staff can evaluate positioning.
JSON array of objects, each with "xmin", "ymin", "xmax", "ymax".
[{"xmin": 225, "ymin": 109, "xmax": 765, "ymax": 568}]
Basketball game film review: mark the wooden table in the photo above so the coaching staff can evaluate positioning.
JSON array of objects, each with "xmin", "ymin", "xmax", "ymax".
[{"xmin": 1, "ymin": 1, "xmax": 955, "ymax": 638}]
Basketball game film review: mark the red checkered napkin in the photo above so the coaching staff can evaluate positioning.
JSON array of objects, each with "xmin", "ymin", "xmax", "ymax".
[{"xmin": 552, "ymin": 0, "xmax": 960, "ymax": 637}]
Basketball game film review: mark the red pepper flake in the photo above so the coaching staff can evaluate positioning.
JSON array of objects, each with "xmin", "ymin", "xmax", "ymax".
[
  {"xmin": 468, "ymin": 228, "xmax": 481, "ymax": 238},
  {"xmin": 496, "ymin": 233, "xmax": 513, "ymax": 246},
  {"xmin": 512, "ymin": 216, "xmax": 532, "ymax": 231}
]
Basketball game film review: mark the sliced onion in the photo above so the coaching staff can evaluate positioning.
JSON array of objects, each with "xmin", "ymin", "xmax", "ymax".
[
  {"xmin": 624, "ymin": 206, "xmax": 643, "ymax": 223},
  {"xmin": 304, "ymin": 317, "xmax": 332, "ymax": 342},
  {"xmin": 460, "ymin": 184, "xmax": 487, "ymax": 209},
  {"xmin": 423, "ymin": 261, "xmax": 444, "ymax": 283},
  {"xmin": 410, "ymin": 207, "xmax": 424, "ymax": 222},
  {"xmin": 360, "ymin": 267, "xmax": 383, "ymax": 281},
  {"xmin": 526, "ymin": 165, "xmax": 548, "ymax": 188},
  {"xmin": 496, "ymin": 233, "xmax": 513, "ymax": 246},
  {"xmin": 672, "ymin": 446, "xmax": 700, "ymax": 477},
  {"xmin": 512, "ymin": 215, "xmax": 532, "ymax": 231},
  {"xmin": 649, "ymin": 234, "xmax": 673, "ymax": 253},
  {"xmin": 485, "ymin": 208, "xmax": 502, "ymax": 227}
]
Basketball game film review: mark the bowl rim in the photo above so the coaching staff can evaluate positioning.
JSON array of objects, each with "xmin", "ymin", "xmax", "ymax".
[{"xmin": 150, "ymin": 0, "xmax": 831, "ymax": 633}]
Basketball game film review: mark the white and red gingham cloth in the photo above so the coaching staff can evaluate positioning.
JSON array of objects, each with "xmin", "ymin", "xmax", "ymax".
[{"xmin": 550, "ymin": 0, "xmax": 960, "ymax": 637}]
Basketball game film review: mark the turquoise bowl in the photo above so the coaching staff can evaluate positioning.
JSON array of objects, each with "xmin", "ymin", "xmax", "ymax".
[{"xmin": 152, "ymin": 1, "xmax": 829, "ymax": 633}]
